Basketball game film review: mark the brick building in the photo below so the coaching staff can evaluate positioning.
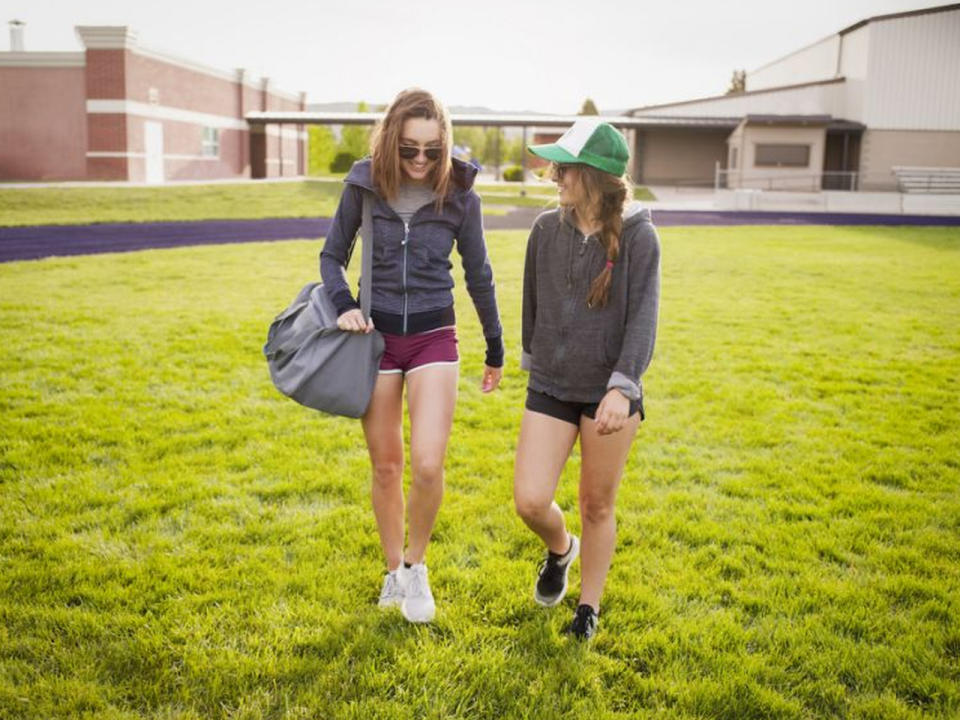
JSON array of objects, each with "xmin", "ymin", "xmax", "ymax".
[{"xmin": 0, "ymin": 24, "xmax": 307, "ymax": 182}]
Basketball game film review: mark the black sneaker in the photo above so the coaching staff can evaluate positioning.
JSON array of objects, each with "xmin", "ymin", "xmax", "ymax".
[
  {"xmin": 566, "ymin": 604, "xmax": 599, "ymax": 640},
  {"xmin": 534, "ymin": 534, "xmax": 579, "ymax": 607}
]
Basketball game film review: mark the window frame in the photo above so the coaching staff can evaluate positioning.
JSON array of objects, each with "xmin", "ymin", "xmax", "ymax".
[
  {"xmin": 753, "ymin": 143, "xmax": 810, "ymax": 168},
  {"xmin": 201, "ymin": 127, "xmax": 220, "ymax": 158}
]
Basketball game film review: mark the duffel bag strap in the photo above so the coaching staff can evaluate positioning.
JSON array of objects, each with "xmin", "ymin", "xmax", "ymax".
[{"xmin": 359, "ymin": 192, "xmax": 374, "ymax": 319}]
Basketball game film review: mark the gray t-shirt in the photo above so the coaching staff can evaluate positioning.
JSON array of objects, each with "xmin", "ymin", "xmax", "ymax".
[{"xmin": 389, "ymin": 182, "xmax": 436, "ymax": 224}]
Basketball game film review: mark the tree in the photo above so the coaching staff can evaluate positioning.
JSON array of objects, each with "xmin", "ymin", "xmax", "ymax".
[
  {"xmin": 338, "ymin": 100, "xmax": 372, "ymax": 159},
  {"xmin": 473, "ymin": 127, "xmax": 505, "ymax": 167},
  {"xmin": 453, "ymin": 126, "xmax": 487, "ymax": 162},
  {"xmin": 578, "ymin": 98, "xmax": 599, "ymax": 115},
  {"xmin": 726, "ymin": 70, "xmax": 746, "ymax": 95},
  {"xmin": 307, "ymin": 125, "xmax": 337, "ymax": 176},
  {"xmin": 503, "ymin": 136, "xmax": 524, "ymax": 165}
]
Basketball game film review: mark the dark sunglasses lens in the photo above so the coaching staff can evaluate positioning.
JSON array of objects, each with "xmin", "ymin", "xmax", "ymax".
[{"xmin": 399, "ymin": 146, "xmax": 442, "ymax": 161}]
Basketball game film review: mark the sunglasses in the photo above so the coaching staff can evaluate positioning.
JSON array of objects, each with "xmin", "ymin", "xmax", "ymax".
[
  {"xmin": 554, "ymin": 164, "xmax": 577, "ymax": 180},
  {"xmin": 399, "ymin": 145, "xmax": 442, "ymax": 161}
]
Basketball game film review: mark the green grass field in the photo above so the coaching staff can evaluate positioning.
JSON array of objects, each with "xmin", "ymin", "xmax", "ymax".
[
  {"xmin": 1, "ymin": 225, "xmax": 958, "ymax": 719},
  {"xmin": 0, "ymin": 180, "xmax": 654, "ymax": 226}
]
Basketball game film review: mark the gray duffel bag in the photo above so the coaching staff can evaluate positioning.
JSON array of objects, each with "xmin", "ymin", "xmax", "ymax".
[{"xmin": 264, "ymin": 194, "xmax": 384, "ymax": 417}]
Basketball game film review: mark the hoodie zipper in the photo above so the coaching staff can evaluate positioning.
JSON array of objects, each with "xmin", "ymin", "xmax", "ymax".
[
  {"xmin": 349, "ymin": 178, "xmax": 461, "ymax": 336},
  {"xmin": 402, "ymin": 221, "xmax": 410, "ymax": 334}
]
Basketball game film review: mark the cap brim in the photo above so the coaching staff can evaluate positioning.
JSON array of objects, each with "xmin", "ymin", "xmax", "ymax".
[{"xmin": 527, "ymin": 143, "xmax": 579, "ymax": 165}]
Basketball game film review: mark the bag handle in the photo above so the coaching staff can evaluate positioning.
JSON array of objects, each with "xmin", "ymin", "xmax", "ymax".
[{"xmin": 358, "ymin": 191, "xmax": 374, "ymax": 318}]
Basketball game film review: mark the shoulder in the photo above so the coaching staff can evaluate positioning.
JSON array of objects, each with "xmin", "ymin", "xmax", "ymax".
[
  {"xmin": 345, "ymin": 157, "xmax": 374, "ymax": 189},
  {"xmin": 450, "ymin": 157, "xmax": 479, "ymax": 193},
  {"xmin": 532, "ymin": 208, "xmax": 563, "ymax": 233},
  {"xmin": 621, "ymin": 208, "xmax": 659, "ymax": 256}
]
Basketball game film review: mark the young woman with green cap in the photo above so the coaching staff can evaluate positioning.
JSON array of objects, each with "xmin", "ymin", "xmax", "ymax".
[{"xmin": 513, "ymin": 118, "xmax": 660, "ymax": 640}]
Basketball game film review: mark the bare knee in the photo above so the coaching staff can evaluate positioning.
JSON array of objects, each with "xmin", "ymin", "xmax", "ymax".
[
  {"xmin": 580, "ymin": 494, "xmax": 616, "ymax": 525},
  {"xmin": 411, "ymin": 457, "xmax": 444, "ymax": 488},
  {"xmin": 371, "ymin": 459, "xmax": 403, "ymax": 490},
  {"xmin": 514, "ymin": 490, "xmax": 551, "ymax": 522}
]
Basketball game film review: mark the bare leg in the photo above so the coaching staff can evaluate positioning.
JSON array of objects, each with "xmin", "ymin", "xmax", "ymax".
[
  {"xmin": 403, "ymin": 364, "xmax": 459, "ymax": 564},
  {"xmin": 361, "ymin": 373, "xmax": 405, "ymax": 571},
  {"xmin": 513, "ymin": 410, "xmax": 580, "ymax": 554},
  {"xmin": 577, "ymin": 412, "xmax": 640, "ymax": 612}
]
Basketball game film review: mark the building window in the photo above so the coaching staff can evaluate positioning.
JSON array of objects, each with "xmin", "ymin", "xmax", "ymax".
[
  {"xmin": 201, "ymin": 127, "xmax": 220, "ymax": 157},
  {"xmin": 755, "ymin": 144, "xmax": 810, "ymax": 167},
  {"xmin": 730, "ymin": 146, "xmax": 738, "ymax": 169}
]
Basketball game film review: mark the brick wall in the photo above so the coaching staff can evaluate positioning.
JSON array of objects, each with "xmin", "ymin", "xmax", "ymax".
[
  {"xmin": 2, "ymin": 28, "xmax": 306, "ymax": 182},
  {"xmin": 0, "ymin": 65, "xmax": 87, "ymax": 180}
]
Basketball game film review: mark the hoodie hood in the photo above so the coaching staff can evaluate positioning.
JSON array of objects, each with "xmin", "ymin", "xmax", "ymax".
[
  {"xmin": 344, "ymin": 156, "xmax": 478, "ymax": 195},
  {"xmin": 622, "ymin": 201, "xmax": 650, "ymax": 228},
  {"xmin": 560, "ymin": 200, "xmax": 651, "ymax": 232}
]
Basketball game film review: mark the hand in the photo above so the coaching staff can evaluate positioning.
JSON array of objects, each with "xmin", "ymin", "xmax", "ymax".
[
  {"xmin": 336, "ymin": 309, "xmax": 374, "ymax": 334},
  {"xmin": 481, "ymin": 365, "xmax": 502, "ymax": 393},
  {"xmin": 594, "ymin": 389, "xmax": 630, "ymax": 435}
]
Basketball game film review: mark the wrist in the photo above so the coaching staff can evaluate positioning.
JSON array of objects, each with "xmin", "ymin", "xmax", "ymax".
[
  {"xmin": 484, "ymin": 335, "xmax": 504, "ymax": 368},
  {"xmin": 331, "ymin": 290, "xmax": 360, "ymax": 316}
]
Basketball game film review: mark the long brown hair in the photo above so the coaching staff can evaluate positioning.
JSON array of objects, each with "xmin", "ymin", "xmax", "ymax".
[
  {"xmin": 370, "ymin": 88, "xmax": 453, "ymax": 210},
  {"xmin": 556, "ymin": 163, "xmax": 632, "ymax": 308}
]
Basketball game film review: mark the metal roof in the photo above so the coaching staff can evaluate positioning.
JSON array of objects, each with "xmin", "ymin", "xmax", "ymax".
[
  {"xmin": 625, "ymin": 78, "xmax": 846, "ymax": 115},
  {"xmin": 745, "ymin": 114, "xmax": 833, "ymax": 125},
  {"xmin": 839, "ymin": 2, "xmax": 960, "ymax": 36},
  {"xmin": 743, "ymin": 114, "xmax": 866, "ymax": 131},
  {"xmin": 244, "ymin": 111, "xmax": 739, "ymax": 130}
]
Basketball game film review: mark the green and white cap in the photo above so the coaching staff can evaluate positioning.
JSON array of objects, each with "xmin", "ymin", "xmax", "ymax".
[{"xmin": 528, "ymin": 118, "xmax": 629, "ymax": 176}]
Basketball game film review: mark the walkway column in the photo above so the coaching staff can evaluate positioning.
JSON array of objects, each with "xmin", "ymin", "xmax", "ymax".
[
  {"xmin": 250, "ymin": 124, "xmax": 266, "ymax": 179},
  {"xmin": 236, "ymin": 68, "xmax": 247, "ymax": 176},
  {"xmin": 521, "ymin": 125, "xmax": 527, "ymax": 185}
]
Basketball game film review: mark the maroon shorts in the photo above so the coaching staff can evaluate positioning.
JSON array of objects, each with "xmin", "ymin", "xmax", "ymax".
[{"xmin": 379, "ymin": 326, "xmax": 459, "ymax": 375}]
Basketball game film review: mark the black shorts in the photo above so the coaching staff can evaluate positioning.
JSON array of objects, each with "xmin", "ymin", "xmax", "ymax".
[{"xmin": 525, "ymin": 388, "xmax": 642, "ymax": 426}]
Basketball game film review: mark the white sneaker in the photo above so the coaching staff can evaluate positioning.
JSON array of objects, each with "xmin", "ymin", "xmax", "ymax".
[
  {"xmin": 378, "ymin": 569, "xmax": 405, "ymax": 609},
  {"xmin": 400, "ymin": 563, "xmax": 435, "ymax": 623}
]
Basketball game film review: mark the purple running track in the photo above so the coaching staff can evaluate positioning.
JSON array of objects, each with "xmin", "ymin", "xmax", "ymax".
[{"xmin": 1, "ymin": 210, "xmax": 958, "ymax": 263}]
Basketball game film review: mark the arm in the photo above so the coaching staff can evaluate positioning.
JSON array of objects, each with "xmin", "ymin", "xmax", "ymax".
[
  {"xmin": 319, "ymin": 182, "xmax": 363, "ymax": 316},
  {"xmin": 456, "ymin": 191, "xmax": 504, "ymax": 368},
  {"xmin": 520, "ymin": 222, "xmax": 539, "ymax": 372},
  {"xmin": 607, "ymin": 224, "xmax": 661, "ymax": 400}
]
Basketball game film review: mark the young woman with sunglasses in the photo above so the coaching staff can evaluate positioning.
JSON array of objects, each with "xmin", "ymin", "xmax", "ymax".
[
  {"xmin": 320, "ymin": 88, "xmax": 504, "ymax": 623},
  {"xmin": 514, "ymin": 119, "xmax": 660, "ymax": 640}
]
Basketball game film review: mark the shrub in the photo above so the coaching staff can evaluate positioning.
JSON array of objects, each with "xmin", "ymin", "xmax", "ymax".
[
  {"xmin": 502, "ymin": 165, "xmax": 524, "ymax": 182},
  {"xmin": 330, "ymin": 152, "xmax": 358, "ymax": 173},
  {"xmin": 308, "ymin": 126, "xmax": 337, "ymax": 176}
]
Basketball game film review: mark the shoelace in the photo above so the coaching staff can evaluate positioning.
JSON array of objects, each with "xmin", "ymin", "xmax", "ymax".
[
  {"xmin": 573, "ymin": 605, "xmax": 596, "ymax": 628},
  {"xmin": 406, "ymin": 568, "xmax": 429, "ymax": 597},
  {"xmin": 381, "ymin": 573, "xmax": 402, "ymax": 598},
  {"xmin": 539, "ymin": 551, "xmax": 565, "ymax": 576}
]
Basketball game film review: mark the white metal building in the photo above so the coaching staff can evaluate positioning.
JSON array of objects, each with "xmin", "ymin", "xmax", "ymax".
[{"xmin": 627, "ymin": 3, "xmax": 960, "ymax": 191}]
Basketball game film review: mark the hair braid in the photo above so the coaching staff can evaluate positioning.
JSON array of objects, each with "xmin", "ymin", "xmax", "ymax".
[{"xmin": 582, "ymin": 168, "xmax": 629, "ymax": 308}]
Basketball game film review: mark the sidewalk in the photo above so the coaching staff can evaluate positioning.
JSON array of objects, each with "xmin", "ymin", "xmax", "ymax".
[
  {"xmin": 7, "ymin": 176, "xmax": 957, "ymax": 216},
  {"xmin": 644, "ymin": 186, "xmax": 960, "ymax": 216}
]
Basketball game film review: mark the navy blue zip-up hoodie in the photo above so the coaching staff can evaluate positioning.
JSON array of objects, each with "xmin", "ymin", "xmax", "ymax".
[{"xmin": 320, "ymin": 158, "xmax": 504, "ymax": 366}]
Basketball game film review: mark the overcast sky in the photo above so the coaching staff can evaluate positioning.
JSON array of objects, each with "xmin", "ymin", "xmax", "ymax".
[{"xmin": 7, "ymin": 0, "xmax": 939, "ymax": 113}]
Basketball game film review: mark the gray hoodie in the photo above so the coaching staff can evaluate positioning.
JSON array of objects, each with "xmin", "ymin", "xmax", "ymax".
[{"xmin": 521, "ymin": 202, "xmax": 660, "ymax": 405}]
